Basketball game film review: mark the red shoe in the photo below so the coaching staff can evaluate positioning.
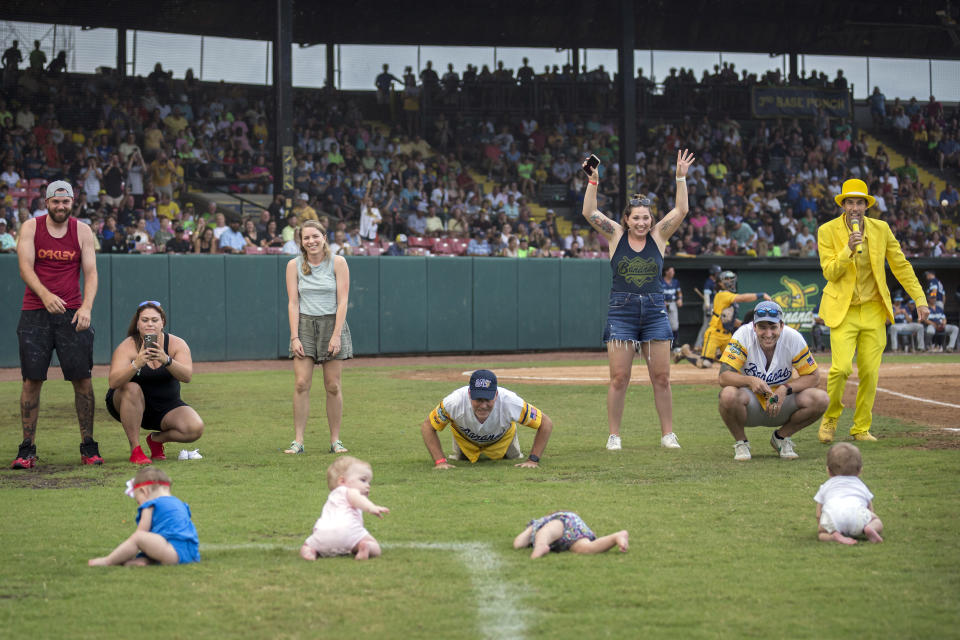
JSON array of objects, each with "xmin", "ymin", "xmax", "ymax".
[
  {"xmin": 129, "ymin": 445, "xmax": 152, "ymax": 465},
  {"xmin": 80, "ymin": 438, "xmax": 104, "ymax": 465},
  {"xmin": 145, "ymin": 434, "xmax": 166, "ymax": 461},
  {"xmin": 11, "ymin": 440, "xmax": 37, "ymax": 469}
]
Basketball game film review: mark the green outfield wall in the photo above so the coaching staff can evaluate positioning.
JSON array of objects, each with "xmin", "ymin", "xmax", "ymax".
[{"xmin": 1, "ymin": 255, "xmax": 955, "ymax": 368}]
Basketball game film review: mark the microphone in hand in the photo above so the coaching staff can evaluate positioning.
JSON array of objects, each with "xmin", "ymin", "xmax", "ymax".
[{"xmin": 851, "ymin": 219, "xmax": 862, "ymax": 254}]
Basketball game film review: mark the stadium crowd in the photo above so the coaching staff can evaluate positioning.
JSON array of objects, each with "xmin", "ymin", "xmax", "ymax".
[{"xmin": 1, "ymin": 54, "xmax": 959, "ymax": 261}]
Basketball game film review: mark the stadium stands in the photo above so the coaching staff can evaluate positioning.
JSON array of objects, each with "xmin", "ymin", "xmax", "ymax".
[{"xmin": 0, "ymin": 60, "xmax": 958, "ymax": 260}]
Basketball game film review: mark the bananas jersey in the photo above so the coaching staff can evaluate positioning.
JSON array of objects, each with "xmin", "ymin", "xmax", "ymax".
[
  {"xmin": 720, "ymin": 323, "xmax": 818, "ymax": 409},
  {"xmin": 428, "ymin": 387, "xmax": 543, "ymax": 462}
]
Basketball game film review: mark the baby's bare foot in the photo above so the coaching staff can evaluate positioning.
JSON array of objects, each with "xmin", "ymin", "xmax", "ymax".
[
  {"xmin": 88, "ymin": 557, "xmax": 108, "ymax": 566},
  {"xmin": 863, "ymin": 525, "xmax": 884, "ymax": 543},
  {"xmin": 831, "ymin": 531, "xmax": 858, "ymax": 545},
  {"xmin": 615, "ymin": 530, "xmax": 630, "ymax": 553},
  {"xmin": 355, "ymin": 541, "xmax": 370, "ymax": 560},
  {"xmin": 299, "ymin": 545, "xmax": 317, "ymax": 561}
]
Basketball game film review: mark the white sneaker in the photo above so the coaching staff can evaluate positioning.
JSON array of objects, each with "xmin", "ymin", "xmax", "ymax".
[
  {"xmin": 178, "ymin": 449, "xmax": 203, "ymax": 460},
  {"xmin": 605, "ymin": 434, "xmax": 622, "ymax": 450},
  {"xmin": 660, "ymin": 432, "xmax": 681, "ymax": 449},
  {"xmin": 733, "ymin": 440, "xmax": 751, "ymax": 461},
  {"xmin": 770, "ymin": 433, "xmax": 798, "ymax": 459}
]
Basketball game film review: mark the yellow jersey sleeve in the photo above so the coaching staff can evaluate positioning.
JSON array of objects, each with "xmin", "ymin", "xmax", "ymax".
[
  {"xmin": 428, "ymin": 401, "xmax": 451, "ymax": 431},
  {"xmin": 517, "ymin": 402, "xmax": 543, "ymax": 429},
  {"xmin": 719, "ymin": 337, "xmax": 747, "ymax": 371},
  {"xmin": 709, "ymin": 290, "xmax": 736, "ymax": 332},
  {"xmin": 792, "ymin": 346, "xmax": 818, "ymax": 376}
]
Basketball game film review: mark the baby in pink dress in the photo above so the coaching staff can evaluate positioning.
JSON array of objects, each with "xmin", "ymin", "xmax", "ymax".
[{"xmin": 300, "ymin": 456, "xmax": 390, "ymax": 561}]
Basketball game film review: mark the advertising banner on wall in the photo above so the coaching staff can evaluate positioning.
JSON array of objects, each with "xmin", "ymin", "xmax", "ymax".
[
  {"xmin": 737, "ymin": 271, "xmax": 827, "ymax": 333},
  {"xmin": 751, "ymin": 87, "xmax": 852, "ymax": 119}
]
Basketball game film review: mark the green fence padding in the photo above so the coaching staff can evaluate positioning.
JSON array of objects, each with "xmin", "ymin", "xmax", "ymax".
[
  {"xmin": 110, "ymin": 255, "xmax": 170, "ymax": 351},
  {"xmin": 518, "ymin": 259, "xmax": 560, "ymax": 350},
  {"xmin": 169, "ymin": 255, "xmax": 226, "ymax": 361},
  {"xmin": 379, "ymin": 257, "xmax": 427, "ymax": 353},
  {"xmin": 225, "ymin": 255, "xmax": 279, "ymax": 360},
  {"xmin": 472, "ymin": 259, "xmax": 518, "ymax": 351},
  {"xmin": 344, "ymin": 256, "xmax": 381, "ymax": 356},
  {"xmin": 560, "ymin": 259, "xmax": 610, "ymax": 348},
  {"xmin": 90, "ymin": 254, "xmax": 112, "ymax": 364},
  {"xmin": 0, "ymin": 255, "xmax": 22, "ymax": 367},
  {"xmin": 276, "ymin": 254, "xmax": 291, "ymax": 357},
  {"xmin": 426, "ymin": 257, "xmax": 473, "ymax": 352},
  {"xmin": 2, "ymin": 255, "xmax": 955, "ymax": 366}
]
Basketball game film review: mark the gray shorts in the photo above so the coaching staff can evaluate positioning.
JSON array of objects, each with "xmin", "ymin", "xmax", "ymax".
[
  {"xmin": 744, "ymin": 390, "xmax": 798, "ymax": 427},
  {"xmin": 291, "ymin": 313, "xmax": 353, "ymax": 363}
]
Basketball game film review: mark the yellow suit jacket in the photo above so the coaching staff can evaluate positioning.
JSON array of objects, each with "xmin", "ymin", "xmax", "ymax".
[{"xmin": 817, "ymin": 215, "xmax": 926, "ymax": 328}]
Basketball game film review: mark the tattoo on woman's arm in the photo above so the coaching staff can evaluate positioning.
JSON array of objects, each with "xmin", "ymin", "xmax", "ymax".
[
  {"xmin": 719, "ymin": 362, "xmax": 735, "ymax": 374},
  {"xmin": 590, "ymin": 213, "xmax": 615, "ymax": 234}
]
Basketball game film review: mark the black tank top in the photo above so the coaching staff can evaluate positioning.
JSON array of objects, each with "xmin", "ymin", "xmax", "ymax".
[
  {"xmin": 133, "ymin": 333, "xmax": 181, "ymax": 405},
  {"xmin": 610, "ymin": 233, "xmax": 664, "ymax": 294}
]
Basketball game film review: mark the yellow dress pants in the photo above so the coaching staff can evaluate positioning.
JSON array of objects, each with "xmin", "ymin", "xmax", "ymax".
[{"xmin": 825, "ymin": 300, "xmax": 887, "ymax": 434}]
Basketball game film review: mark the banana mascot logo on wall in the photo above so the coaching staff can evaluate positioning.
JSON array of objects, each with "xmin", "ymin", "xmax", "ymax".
[{"xmin": 771, "ymin": 276, "xmax": 820, "ymax": 330}]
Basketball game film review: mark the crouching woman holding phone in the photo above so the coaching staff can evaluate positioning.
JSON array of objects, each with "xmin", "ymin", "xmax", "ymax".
[{"xmin": 106, "ymin": 301, "xmax": 204, "ymax": 464}]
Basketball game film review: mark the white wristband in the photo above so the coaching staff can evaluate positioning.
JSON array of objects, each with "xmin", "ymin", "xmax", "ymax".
[{"xmin": 675, "ymin": 177, "xmax": 686, "ymax": 182}]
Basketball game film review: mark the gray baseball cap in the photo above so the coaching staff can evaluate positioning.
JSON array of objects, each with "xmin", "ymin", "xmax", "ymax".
[{"xmin": 46, "ymin": 181, "xmax": 74, "ymax": 199}]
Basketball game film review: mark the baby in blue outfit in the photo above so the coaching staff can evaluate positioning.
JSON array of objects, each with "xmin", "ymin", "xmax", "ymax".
[
  {"xmin": 89, "ymin": 467, "xmax": 199, "ymax": 566},
  {"xmin": 513, "ymin": 511, "xmax": 629, "ymax": 559}
]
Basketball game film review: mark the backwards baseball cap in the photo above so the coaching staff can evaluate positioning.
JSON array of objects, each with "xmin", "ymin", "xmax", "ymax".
[
  {"xmin": 753, "ymin": 301, "xmax": 784, "ymax": 324},
  {"xmin": 469, "ymin": 369, "xmax": 498, "ymax": 400},
  {"xmin": 45, "ymin": 180, "xmax": 74, "ymax": 199}
]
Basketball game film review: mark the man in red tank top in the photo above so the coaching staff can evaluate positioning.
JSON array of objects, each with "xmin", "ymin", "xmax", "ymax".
[{"xmin": 12, "ymin": 180, "xmax": 101, "ymax": 468}]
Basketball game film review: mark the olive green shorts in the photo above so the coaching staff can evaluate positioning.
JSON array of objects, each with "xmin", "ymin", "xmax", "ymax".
[{"xmin": 291, "ymin": 313, "xmax": 353, "ymax": 363}]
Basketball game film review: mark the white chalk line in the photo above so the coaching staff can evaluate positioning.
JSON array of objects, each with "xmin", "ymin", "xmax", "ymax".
[
  {"xmin": 465, "ymin": 370, "xmax": 960, "ymax": 410},
  {"xmin": 846, "ymin": 380, "xmax": 960, "ymax": 409},
  {"xmin": 200, "ymin": 541, "xmax": 529, "ymax": 640},
  {"xmin": 462, "ymin": 369, "xmax": 609, "ymax": 383}
]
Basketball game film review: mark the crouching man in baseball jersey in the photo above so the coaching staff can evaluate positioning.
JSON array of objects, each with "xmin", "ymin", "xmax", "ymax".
[
  {"xmin": 421, "ymin": 370, "xmax": 554, "ymax": 469},
  {"xmin": 717, "ymin": 302, "xmax": 829, "ymax": 461}
]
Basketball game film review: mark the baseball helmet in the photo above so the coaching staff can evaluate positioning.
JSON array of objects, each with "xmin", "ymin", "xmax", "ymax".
[
  {"xmin": 709, "ymin": 264, "xmax": 722, "ymax": 275},
  {"xmin": 718, "ymin": 270, "xmax": 737, "ymax": 291}
]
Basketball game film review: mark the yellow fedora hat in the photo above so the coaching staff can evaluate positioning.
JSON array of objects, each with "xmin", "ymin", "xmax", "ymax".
[{"xmin": 834, "ymin": 178, "xmax": 876, "ymax": 209}]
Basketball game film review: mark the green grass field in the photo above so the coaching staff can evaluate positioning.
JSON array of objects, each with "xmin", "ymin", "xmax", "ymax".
[{"xmin": 1, "ymin": 355, "xmax": 959, "ymax": 639}]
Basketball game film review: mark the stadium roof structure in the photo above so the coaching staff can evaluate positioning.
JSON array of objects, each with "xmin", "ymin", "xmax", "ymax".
[{"xmin": 5, "ymin": 0, "xmax": 960, "ymax": 59}]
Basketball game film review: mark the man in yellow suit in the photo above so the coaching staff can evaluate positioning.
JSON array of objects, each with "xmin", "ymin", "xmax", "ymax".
[{"xmin": 817, "ymin": 179, "xmax": 928, "ymax": 442}]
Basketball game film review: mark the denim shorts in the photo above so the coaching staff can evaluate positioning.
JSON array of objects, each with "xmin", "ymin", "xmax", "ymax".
[{"xmin": 603, "ymin": 291, "xmax": 673, "ymax": 346}]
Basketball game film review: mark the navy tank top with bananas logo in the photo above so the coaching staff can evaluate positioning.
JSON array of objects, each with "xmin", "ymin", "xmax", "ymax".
[{"xmin": 610, "ymin": 233, "xmax": 664, "ymax": 294}]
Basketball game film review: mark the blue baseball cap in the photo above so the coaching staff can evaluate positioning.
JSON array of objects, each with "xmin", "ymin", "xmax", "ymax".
[
  {"xmin": 469, "ymin": 369, "xmax": 498, "ymax": 400},
  {"xmin": 753, "ymin": 301, "xmax": 783, "ymax": 323}
]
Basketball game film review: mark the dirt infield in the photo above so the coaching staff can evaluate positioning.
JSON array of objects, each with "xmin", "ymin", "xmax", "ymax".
[
  {"xmin": 1, "ymin": 352, "xmax": 956, "ymax": 430},
  {"xmin": 401, "ymin": 359, "xmax": 960, "ymax": 431}
]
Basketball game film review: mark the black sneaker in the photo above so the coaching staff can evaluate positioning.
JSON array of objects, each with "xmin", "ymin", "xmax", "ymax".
[
  {"xmin": 11, "ymin": 440, "xmax": 37, "ymax": 469},
  {"xmin": 80, "ymin": 438, "xmax": 103, "ymax": 465}
]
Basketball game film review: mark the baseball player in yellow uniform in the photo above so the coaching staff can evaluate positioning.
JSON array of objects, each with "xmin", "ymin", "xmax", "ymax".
[
  {"xmin": 817, "ymin": 179, "xmax": 928, "ymax": 442},
  {"xmin": 678, "ymin": 270, "xmax": 771, "ymax": 368},
  {"xmin": 421, "ymin": 370, "xmax": 554, "ymax": 469}
]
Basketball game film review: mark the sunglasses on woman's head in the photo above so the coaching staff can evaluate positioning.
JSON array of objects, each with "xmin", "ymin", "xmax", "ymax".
[
  {"xmin": 629, "ymin": 196, "xmax": 652, "ymax": 207},
  {"xmin": 138, "ymin": 300, "xmax": 162, "ymax": 308}
]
